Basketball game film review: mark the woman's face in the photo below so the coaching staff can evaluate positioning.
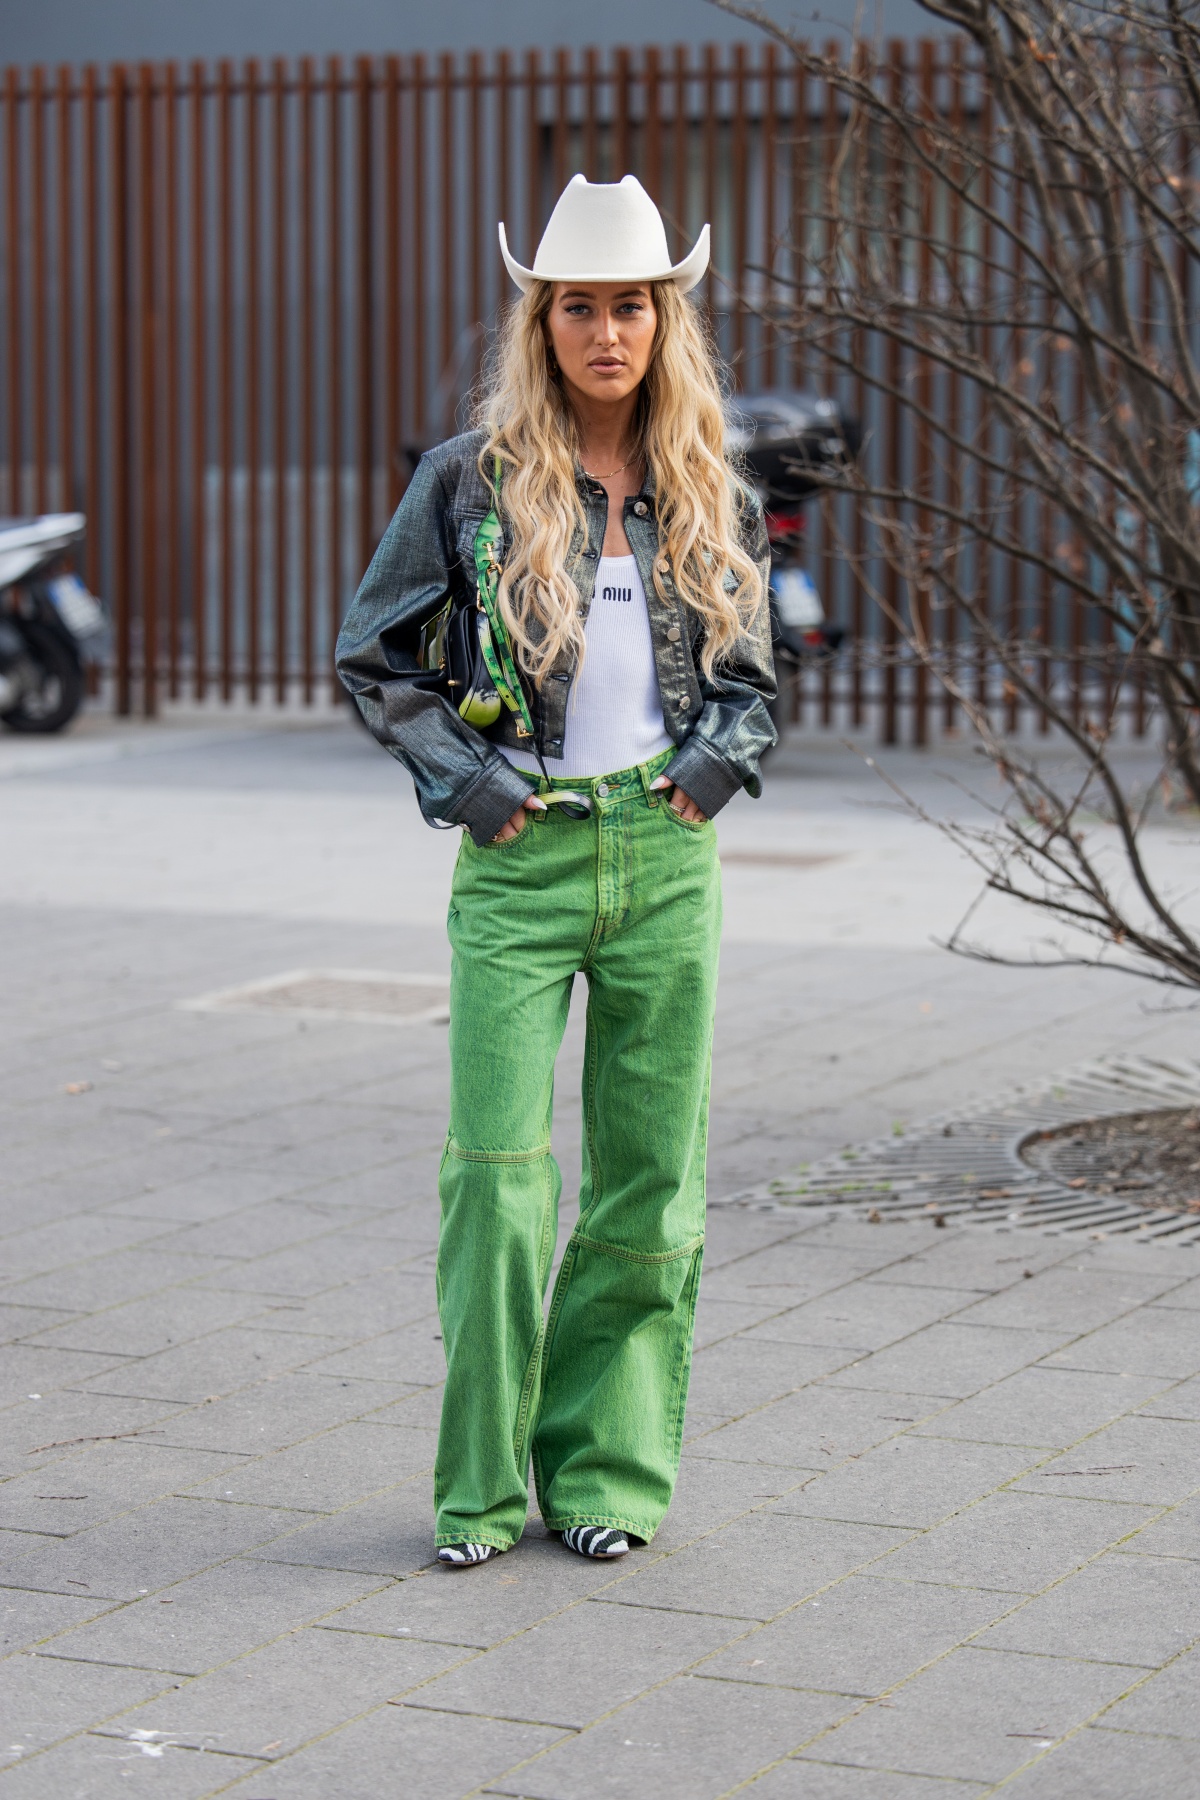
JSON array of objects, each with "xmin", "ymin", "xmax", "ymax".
[{"xmin": 545, "ymin": 282, "xmax": 658, "ymax": 408}]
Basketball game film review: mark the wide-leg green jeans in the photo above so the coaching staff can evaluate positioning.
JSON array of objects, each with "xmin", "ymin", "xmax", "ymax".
[{"xmin": 434, "ymin": 747, "xmax": 722, "ymax": 1551}]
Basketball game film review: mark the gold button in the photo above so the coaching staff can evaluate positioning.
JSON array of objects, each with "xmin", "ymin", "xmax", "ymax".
[{"xmin": 666, "ymin": 626, "xmax": 681, "ymax": 643}]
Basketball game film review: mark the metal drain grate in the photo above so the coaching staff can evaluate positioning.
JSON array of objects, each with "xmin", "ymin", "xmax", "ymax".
[
  {"xmin": 717, "ymin": 1055, "xmax": 1200, "ymax": 1246},
  {"xmin": 182, "ymin": 969, "xmax": 450, "ymax": 1026}
]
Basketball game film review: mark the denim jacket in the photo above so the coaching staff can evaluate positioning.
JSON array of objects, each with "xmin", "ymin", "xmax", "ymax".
[{"xmin": 335, "ymin": 428, "xmax": 776, "ymax": 845}]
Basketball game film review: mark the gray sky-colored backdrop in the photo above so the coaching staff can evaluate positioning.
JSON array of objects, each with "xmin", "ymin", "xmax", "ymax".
[{"xmin": 0, "ymin": 0, "xmax": 936, "ymax": 67}]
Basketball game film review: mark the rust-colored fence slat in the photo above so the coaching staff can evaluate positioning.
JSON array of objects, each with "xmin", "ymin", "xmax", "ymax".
[
  {"xmin": 244, "ymin": 60, "xmax": 260, "ymax": 703},
  {"xmin": 136, "ymin": 63, "xmax": 157, "ymax": 715},
  {"xmin": 190, "ymin": 59, "xmax": 207, "ymax": 699},
  {"xmin": 299, "ymin": 56, "xmax": 315, "ymax": 702},
  {"xmin": 328, "ymin": 56, "xmax": 344, "ymax": 682},
  {"xmin": 163, "ymin": 62, "xmax": 181, "ymax": 698},
  {"xmin": 271, "ymin": 56, "xmax": 286, "ymax": 702}
]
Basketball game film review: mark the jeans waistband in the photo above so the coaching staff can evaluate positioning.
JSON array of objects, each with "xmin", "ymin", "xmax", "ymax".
[{"xmin": 519, "ymin": 746, "xmax": 675, "ymax": 808}]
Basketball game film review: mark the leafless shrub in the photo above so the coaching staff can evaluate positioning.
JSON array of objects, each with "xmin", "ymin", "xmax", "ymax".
[{"xmin": 717, "ymin": 0, "xmax": 1200, "ymax": 986}]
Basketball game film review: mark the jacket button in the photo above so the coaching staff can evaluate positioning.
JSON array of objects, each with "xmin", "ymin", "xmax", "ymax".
[
  {"xmin": 666, "ymin": 625, "xmax": 681, "ymax": 643},
  {"xmin": 633, "ymin": 500, "xmax": 648, "ymax": 517},
  {"xmin": 677, "ymin": 695, "xmax": 689, "ymax": 709},
  {"xmin": 550, "ymin": 739, "xmax": 562, "ymax": 749},
  {"xmin": 656, "ymin": 558, "xmax": 670, "ymax": 574}
]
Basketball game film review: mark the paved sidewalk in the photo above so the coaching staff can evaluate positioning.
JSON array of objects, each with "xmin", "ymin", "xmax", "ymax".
[{"xmin": 2, "ymin": 712, "xmax": 1198, "ymax": 1797}]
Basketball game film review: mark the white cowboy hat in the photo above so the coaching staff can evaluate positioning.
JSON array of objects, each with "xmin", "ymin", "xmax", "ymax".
[{"xmin": 499, "ymin": 173, "xmax": 709, "ymax": 295}]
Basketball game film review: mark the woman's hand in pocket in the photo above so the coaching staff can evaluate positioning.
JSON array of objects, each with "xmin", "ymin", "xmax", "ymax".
[
  {"xmin": 491, "ymin": 795, "xmax": 547, "ymax": 842},
  {"xmin": 651, "ymin": 776, "xmax": 708, "ymax": 823}
]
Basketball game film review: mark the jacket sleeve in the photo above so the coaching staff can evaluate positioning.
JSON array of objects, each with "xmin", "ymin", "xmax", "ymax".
[
  {"xmin": 335, "ymin": 453, "xmax": 537, "ymax": 845},
  {"xmin": 661, "ymin": 485, "xmax": 777, "ymax": 817}
]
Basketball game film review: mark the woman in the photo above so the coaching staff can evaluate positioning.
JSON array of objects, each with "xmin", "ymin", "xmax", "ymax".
[{"xmin": 337, "ymin": 175, "xmax": 775, "ymax": 1566}]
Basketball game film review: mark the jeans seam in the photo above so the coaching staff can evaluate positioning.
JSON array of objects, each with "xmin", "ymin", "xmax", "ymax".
[
  {"xmin": 569, "ymin": 1228, "xmax": 705, "ymax": 1266},
  {"xmin": 446, "ymin": 1141, "xmax": 551, "ymax": 1164},
  {"xmin": 512, "ymin": 1145, "xmax": 556, "ymax": 1469},
  {"xmin": 666, "ymin": 1246, "xmax": 704, "ymax": 1469},
  {"xmin": 575, "ymin": 996, "xmax": 604, "ymax": 1231}
]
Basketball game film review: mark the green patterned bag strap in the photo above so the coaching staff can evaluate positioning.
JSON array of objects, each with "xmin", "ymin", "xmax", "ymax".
[{"xmin": 473, "ymin": 457, "xmax": 537, "ymax": 741}]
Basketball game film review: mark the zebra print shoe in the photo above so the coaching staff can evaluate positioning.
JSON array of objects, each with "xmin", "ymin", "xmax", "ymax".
[
  {"xmin": 561, "ymin": 1525, "xmax": 630, "ymax": 1559},
  {"xmin": 437, "ymin": 1542, "xmax": 497, "ymax": 1567}
]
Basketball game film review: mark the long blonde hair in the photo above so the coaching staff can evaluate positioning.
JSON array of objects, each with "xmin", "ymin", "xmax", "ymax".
[{"xmin": 476, "ymin": 281, "xmax": 761, "ymax": 685}]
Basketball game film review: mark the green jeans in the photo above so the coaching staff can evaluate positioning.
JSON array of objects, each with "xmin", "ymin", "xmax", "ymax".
[{"xmin": 435, "ymin": 746, "xmax": 722, "ymax": 1551}]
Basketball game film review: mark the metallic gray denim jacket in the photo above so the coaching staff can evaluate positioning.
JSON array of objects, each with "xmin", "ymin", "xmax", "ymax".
[{"xmin": 335, "ymin": 428, "xmax": 777, "ymax": 845}]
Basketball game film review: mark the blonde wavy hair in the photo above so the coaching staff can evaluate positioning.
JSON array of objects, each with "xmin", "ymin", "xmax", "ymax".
[{"xmin": 476, "ymin": 280, "xmax": 761, "ymax": 686}]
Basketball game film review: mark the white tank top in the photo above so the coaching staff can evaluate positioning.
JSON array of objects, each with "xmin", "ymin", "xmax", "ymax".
[{"xmin": 499, "ymin": 553, "xmax": 673, "ymax": 779}]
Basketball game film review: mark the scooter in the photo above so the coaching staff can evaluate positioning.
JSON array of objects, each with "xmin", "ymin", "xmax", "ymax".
[
  {"xmin": 728, "ymin": 391, "xmax": 859, "ymax": 739},
  {"xmin": 0, "ymin": 513, "xmax": 106, "ymax": 733}
]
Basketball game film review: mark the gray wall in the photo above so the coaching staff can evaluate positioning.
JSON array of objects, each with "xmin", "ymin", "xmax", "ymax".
[{"xmin": 0, "ymin": 0, "xmax": 936, "ymax": 67}]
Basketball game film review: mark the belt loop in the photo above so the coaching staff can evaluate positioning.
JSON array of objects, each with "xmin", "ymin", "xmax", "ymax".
[{"xmin": 638, "ymin": 759, "xmax": 659, "ymax": 808}]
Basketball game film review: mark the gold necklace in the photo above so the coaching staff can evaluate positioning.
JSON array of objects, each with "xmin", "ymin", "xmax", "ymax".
[{"xmin": 581, "ymin": 452, "xmax": 639, "ymax": 482}]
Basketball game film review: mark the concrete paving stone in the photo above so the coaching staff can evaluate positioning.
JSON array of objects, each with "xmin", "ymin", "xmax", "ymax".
[
  {"xmin": 0, "ymin": 1439, "xmax": 245, "ymax": 1537},
  {"xmin": 406, "ymin": 1594, "xmax": 742, "ymax": 1731},
  {"xmin": 0, "ymin": 1250, "xmax": 238, "ymax": 1318},
  {"xmin": 0, "ymin": 1343, "xmax": 138, "ymax": 1408},
  {"xmin": 148, "ymin": 1372, "xmax": 422, "ymax": 1456},
  {"xmin": 957, "ymin": 1266, "xmax": 1188, "ymax": 1335},
  {"xmin": 241, "ymin": 1269, "xmax": 437, "ymax": 1340},
  {"xmin": 1138, "ymin": 1373, "xmax": 1200, "ymax": 1421},
  {"xmin": 604, "ymin": 1513, "xmax": 916, "ymax": 1623},
  {"xmin": 743, "ymin": 1758, "xmax": 988, "ymax": 1797},
  {"xmin": 185, "ymin": 1420, "xmax": 436, "ymax": 1513},
  {"xmin": 251, "ymin": 1703, "xmax": 567, "ymax": 1800},
  {"xmin": 1115, "ymin": 1495, "xmax": 1200, "ymax": 1559},
  {"xmin": 1, "ymin": 1391, "xmax": 190, "ymax": 1479},
  {"xmin": 486, "ymin": 1673, "xmax": 849, "ymax": 1800},
  {"xmin": 910, "ymin": 1366, "xmax": 1168, "ymax": 1451},
  {"xmin": 740, "ymin": 1280, "xmax": 983, "ymax": 1352},
  {"xmin": 1092, "ymin": 1648, "xmax": 1200, "ymax": 1739},
  {"xmin": 1012, "ymin": 1413, "xmax": 1200, "ymax": 1505},
  {"xmin": 692, "ymin": 1293, "xmax": 796, "ymax": 1348},
  {"xmin": 234, "ymin": 1133, "xmax": 423, "ymax": 1183},
  {"xmin": 652, "ymin": 1454, "xmax": 820, "ymax": 1548},
  {"xmin": 878, "ymin": 1492, "xmax": 1155, "ymax": 1594},
  {"xmin": 836, "ymin": 1324, "xmax": 1069, "ymax": 1400},
  {"xmin": 190, "ymin": 1232, "xmax": 418, "ymax": 1301},
  {"xmin": 856, "ymin": 1234, "xmax": 1074, "ymax": 1293},
  {"xmin": 769, "ymin": 1434, "xmax": 1038, "ymax": 1530},
  {"xmin": 698, "ymin": 1572, "xmax": 1014, "ymax": 1699},
  {"xmin": 104, "ymin": 1624, "xmax": 471, "ymax": 1759},
  {"xmin": 99, "ymin": 1165, "xmax": 312, "ymax": 1224},
  {"xmin": 302, "ymin": 1320, "xmax": 450, "ymax": 1388},
  {"xmin": 318, "ymin": 1532, "xmax": 639, "ymax": 1650},
  {"xmin": 0, "ymin": 1496, "xmax": 303, "ymax": 1600},
  {"xmin": 1000, "ymin": 1723, "xmax": 1199, "ymax": 1798},
  {"xmin": 687, "ymin": 1338, "xmax": 859, "ymax": 1418},
  {"xmin": 0, "ymin": 1738, "xmax": 265, "ymax": 1800},
  {"xmin": 368, "ymin": 1383, "xmax": 446, "ymax": 1432},
  {"xmin": 1041, "ymin": 1307, "xmax": 1200, "ymax": 1380},
  {"xmin": 34, "ymin": 1559, "xmax": 388, "ymax": 1675},
  {"xmin": 252, "ymin": 1480, "xmax": 436, "ymax": 1577},
  {"xmin": 0, "ymin": 1302, "xmax": 76, "ymax": 1342},
  {"xmin": 23, "ymin": 1287, "xmax": 271, "ymax": 1358},
  {"xmin": 1, "ymin": 1649, "xmax": 174, "ymax": 1754},
  {"xmin": 79, "ymin": 1326, "xmax": 335, "ymax": 1405},
  {"xmin": 801, "ymin": 1644, "xmax": 1141, "ymax": 1785},
  {"xmin": 143, "ymin": 1199, "xmax": 378, "ymax": 1262},
  {"xmin": 686, "ymin": 1383, "xmax": 951, "ymax": 1470},
  {"xmin": 0, "ymin": 1585, "xmax": 120, "ymax": 1652},
  {"xmin": 696, "ymin": 1213, "xmax": 806, "ymax": 1270},
  {"xmin": 701, "ymin": 1243, "xmax": 913, "ymax": 1303},
  {"xmin": 977, "ymin": 1550, "xmax": 1200, "ymax": 1667},
  {"xmin": 1150, "ymin": 1272, "xmax": 1200, "ymax": 1311}
]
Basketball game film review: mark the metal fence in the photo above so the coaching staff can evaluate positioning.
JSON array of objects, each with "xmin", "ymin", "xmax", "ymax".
[{"xmin": 0, "ymin": 41, "xmax": 1155, "ymax": 739}]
